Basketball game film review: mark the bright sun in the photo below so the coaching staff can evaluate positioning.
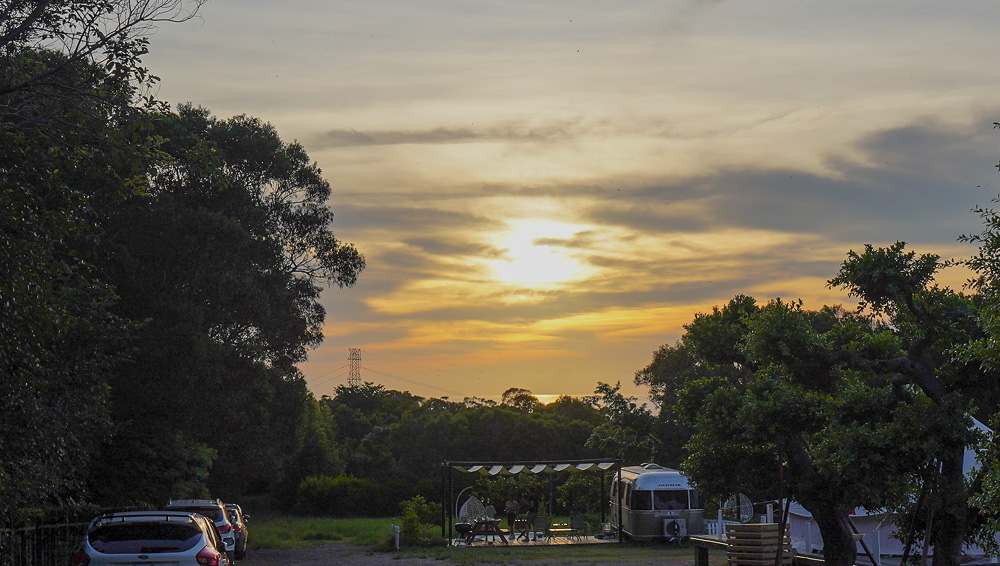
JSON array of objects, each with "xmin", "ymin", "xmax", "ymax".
[{"xmin": 489, "ymin": 221, "xmax": 585, "ymax": 286}]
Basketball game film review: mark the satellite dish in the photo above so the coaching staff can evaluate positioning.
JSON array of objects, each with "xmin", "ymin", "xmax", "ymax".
[{"xmin": 723, "ymin": 493, "xmax": 754, "ymax": 523}]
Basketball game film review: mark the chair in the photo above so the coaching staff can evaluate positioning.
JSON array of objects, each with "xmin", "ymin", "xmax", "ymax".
[
  {"xmin": 569, "ymin": 514, "xmax": 586, "ymax": 539},
  {"xmin": 532, "ymin": 515, "xmax": 550, "ymax": 541}
]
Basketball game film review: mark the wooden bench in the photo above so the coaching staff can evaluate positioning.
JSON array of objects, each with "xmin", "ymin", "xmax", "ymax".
[{"xmin": 548, "ymin": 515, "xmax": 585, "ymax": 540}]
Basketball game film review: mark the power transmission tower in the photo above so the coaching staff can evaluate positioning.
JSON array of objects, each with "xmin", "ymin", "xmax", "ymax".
[{"xmin": 348, "ymin": 348, "xmax": 361, "ymax": 387}]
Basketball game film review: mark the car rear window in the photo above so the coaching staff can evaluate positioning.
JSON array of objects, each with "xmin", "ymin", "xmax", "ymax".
[
  {"xmin": 89, "ymin": 523, "xmax": 202, "ymax": 554},
  {"xmin": 169, "ymin": 507, "xmax": 224, "ymax": 522}
]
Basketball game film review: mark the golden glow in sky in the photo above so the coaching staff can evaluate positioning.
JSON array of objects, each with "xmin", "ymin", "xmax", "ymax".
[
  {"xmin": 490, "ymin": 221, "xmax": 589, "ymax": 287},
  {"xmin": 144, "ymin": 0, "xmax": 1000, "ymax": 403}
]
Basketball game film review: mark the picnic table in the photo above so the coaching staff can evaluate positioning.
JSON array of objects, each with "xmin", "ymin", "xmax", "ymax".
[{"xmin": 469, "ymin": 518, "xmax": 507, "ymax": 544}]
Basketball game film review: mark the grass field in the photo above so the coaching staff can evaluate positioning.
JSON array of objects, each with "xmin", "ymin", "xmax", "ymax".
[
  {"xmin": 248, "ymin": 514, "xmax": 727, "ymax": 564},
  {"xmin": 249, "ymin": 515, "xmax": 397, "ymax": 549}
]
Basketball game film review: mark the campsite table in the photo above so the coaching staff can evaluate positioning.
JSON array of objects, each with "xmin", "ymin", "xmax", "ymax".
[{"xmin": 470, "ymin": 519, "xmax": 508, "ymax": 544}]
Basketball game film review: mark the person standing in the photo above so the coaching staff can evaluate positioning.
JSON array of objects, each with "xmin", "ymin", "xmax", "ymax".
[
  {"xmin": 504, "ymin": 493, "xmax": 519, "ymax": 535},
  {"xmin": 523, "ymin": 488, "xmax": 540, "ymax": 541}
]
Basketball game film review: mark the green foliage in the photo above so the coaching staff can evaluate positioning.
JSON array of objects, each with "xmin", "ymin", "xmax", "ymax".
[
  {"xmin": 295, "ymin": 476, "xmax": 373, "ymax": 516},
  {"xmin": 293, "ymin": 474, "xmax": 417, "ymax": 517},
  {"xmin": 584, "ymin": 381, "xmax": 655, "ymax": 464},
  {"xmin": 555, "ymin": 472, "xmax": 605, "ymax": 514},
  {"xmin": 398, "ymin": 495, "xmax": 441, "ymax": 546},
  {"xmin": 501, "ymin": 387, "xmax": 542, "ymax": 413},
  {"xmin": 664, "ymin": 236, "xmax": 1000, "ymax": 566},
  {"xmin": 742, "ymin": 299, "xmax": 835, "ymax": 390},
  {"xmin": 635, "ymin": 296, "xmax": 760, "ymax": 466},
  {"xmin": 828, "ymin": 241, "xmax": 940, "ymax": 315},
  {"xmin": 0, "ymin": 47, "xmax": 143, "ymax": 525},
  {"xmin": 667, "ymin": 288, "xmax": 968, "ymax": 566}
]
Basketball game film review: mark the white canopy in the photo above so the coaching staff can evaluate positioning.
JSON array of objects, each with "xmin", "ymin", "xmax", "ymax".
[{"xmin": 449, "ymin": 459, "xmax": 617, "ymax": 476}]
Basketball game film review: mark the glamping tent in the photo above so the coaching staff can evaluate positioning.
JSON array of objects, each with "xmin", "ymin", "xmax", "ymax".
[{"xmin": 786, "ymin": 418, "xmax": 997, "ymax": 559}]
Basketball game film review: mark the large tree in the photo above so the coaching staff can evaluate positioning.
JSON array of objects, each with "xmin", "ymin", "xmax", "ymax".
[
  {"xmin": 88, "ymin": 104, "xmax": 364, "ymax": 503},
  {"xmin": 635, "ymin": 295, "xmax": 759, "ymax": 466},
  {"xmin": 0, "ymin": 50, "xmax": 151, "ymax": 524},
  {"xmin": 664, "ymin": 242, "xmax": 992, "ymax": 566},
  {"xmin": 829, "ymin": 242, "xmax": 989, "ymax": 566},
  {"xmin": 0, "ymin": 0, "xmax": 208, "ymax": 524},
  {"xmin": 673, "ymin": 298, "xmax": 923, "ymax": 566}
]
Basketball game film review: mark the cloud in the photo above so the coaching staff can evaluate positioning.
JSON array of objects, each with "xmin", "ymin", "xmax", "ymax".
[
  {"xmin": 313, "ymin": 120, "xmax": 590, "ymax": 148},
  {"xmin": 574, "ymin": 116, "xmax": 1000, "ymax": 246},
  {"xmin": 403, "ymin": 237, "xmax": 501, "ymax": 258}
]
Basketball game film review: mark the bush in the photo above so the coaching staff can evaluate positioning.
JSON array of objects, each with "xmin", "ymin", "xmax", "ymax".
[{"xmin": 399, "ymin": 495, "xmax": 442, "ymax": 547}]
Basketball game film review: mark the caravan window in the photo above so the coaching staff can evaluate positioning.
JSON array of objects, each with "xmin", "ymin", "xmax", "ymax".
[
  {"xmin": 653, "ymin": 490, "xmax": 688, "ymax": 510},
  {"xmin": 689, "ymin": 490, "xmax": 703, "ymax": 509},
  {"xmin": 631, "ymin": 489, "xmax": 652, "ymax": 511}
]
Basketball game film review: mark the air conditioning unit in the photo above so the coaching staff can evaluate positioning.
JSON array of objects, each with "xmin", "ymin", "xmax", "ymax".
[{"xmin": 663, "ymin": 517, "xmax": 687, "ymax": 539}]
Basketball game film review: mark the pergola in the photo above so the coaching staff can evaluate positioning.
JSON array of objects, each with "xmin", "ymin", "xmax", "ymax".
[{"xmin": 440, "ymin": 458, "xmax": 622, "ymax": 543}]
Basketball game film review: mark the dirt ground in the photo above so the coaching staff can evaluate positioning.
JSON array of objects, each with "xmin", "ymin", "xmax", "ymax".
[{"xmin": 241, "ymin": 543, "xmax": 697, "ymax": 566}]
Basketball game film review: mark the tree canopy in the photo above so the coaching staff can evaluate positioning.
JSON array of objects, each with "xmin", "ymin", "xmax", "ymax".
[
  {"xmin": 650, "ymin": 235, "xmax": 1000, "ymax": 566},
  {"xmin": 0, "ymin": 0, "xmax": 365, "ymax": 524}
]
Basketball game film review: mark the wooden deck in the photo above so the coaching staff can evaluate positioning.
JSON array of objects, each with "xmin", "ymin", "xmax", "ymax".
[{"xmin": 455, "ymin": 532, "xmax": 618, "ymax": 546}]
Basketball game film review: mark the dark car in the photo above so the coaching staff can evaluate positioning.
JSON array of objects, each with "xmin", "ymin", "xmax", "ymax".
[
  {"xmin": 165, "ymin": 499, "xmax": 236, "ymax": 562},
  {"xmin": 224, "ymin": 504, "xmax": 250, "ymax": 559}
]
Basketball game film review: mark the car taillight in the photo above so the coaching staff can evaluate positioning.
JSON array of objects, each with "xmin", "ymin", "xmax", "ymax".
[
  {"xmin": 69, "ymin": 549, "xmax": 90, "ymax": 566},
  {"xmin": 196, "ymin": 546, "xmax": 220, "ymax": 566},
  {"xmin": 217, "ymin": 523, "xmax": 232, "ymax": 534},
  {"xmin": 233, "ymin": 524, "xmax": 242, "ymax": 532}
]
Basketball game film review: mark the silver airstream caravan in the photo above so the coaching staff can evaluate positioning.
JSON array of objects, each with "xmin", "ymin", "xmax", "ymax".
[{"xmin": 610, "ymin": 463, "xmax": 705, "ymax": 540}]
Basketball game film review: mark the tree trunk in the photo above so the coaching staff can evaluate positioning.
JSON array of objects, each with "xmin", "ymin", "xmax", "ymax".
[
  {"xmin": 931, "ymin": 444, "xmax": 967, "ymax": 566},
  {"xmin": 785, "ymin": 437, "xmax": 856, "ymax": 566},
  {"xmin": 810, "ymin": 507, "xmax": 857, "ymax": 566}
]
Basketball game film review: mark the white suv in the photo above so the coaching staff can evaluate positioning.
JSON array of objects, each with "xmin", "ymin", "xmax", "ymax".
[
  {"xmin": 165, "ymin": 499, "xmax": 237, "ymax": 561},
  {"xmin": 70, "ymin": 511, "xmax": 230, "ymax": 566}
]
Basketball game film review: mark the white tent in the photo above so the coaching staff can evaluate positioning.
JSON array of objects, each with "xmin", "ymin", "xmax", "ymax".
[{"xmin": 786, "ymin": 418, "xmax": 996, "ymax": 558}]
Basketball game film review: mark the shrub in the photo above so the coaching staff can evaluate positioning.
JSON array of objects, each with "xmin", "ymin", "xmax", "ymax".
[{"xmin": 398, "ymin": 495, "xmax": 442, "ymax": 547}]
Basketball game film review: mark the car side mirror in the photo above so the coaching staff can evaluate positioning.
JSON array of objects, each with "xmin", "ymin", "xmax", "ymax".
[{"xmin": 243, "ymin": 514, "xmax": 250, "ymax": 522}]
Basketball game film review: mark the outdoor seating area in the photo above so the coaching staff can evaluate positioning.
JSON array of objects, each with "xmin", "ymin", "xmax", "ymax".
[
  {"xmin": 452, "ymin": 515, "xmax": 618, "ymax": 547},
  {"xmin": 442, "ymin": 458, "xmax": 622, "ymax": 548},
  {"xmin": 452, "ymin": 497, "xmax": 610, "ymax": 546}
]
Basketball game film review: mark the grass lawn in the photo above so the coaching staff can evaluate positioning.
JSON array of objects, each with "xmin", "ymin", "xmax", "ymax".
[
  {"xmin": 249, "ymin": 514, "xmax": 727, "ymax": 564},
  {"xmin": 249, "ymin": 515, "xmax": 397, "ymax": 549}
]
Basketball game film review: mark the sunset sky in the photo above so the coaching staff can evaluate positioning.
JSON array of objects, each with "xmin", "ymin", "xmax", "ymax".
[{"xmin": 144, "ymin": 1, "xmax": 1000, "ymax": 403}]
